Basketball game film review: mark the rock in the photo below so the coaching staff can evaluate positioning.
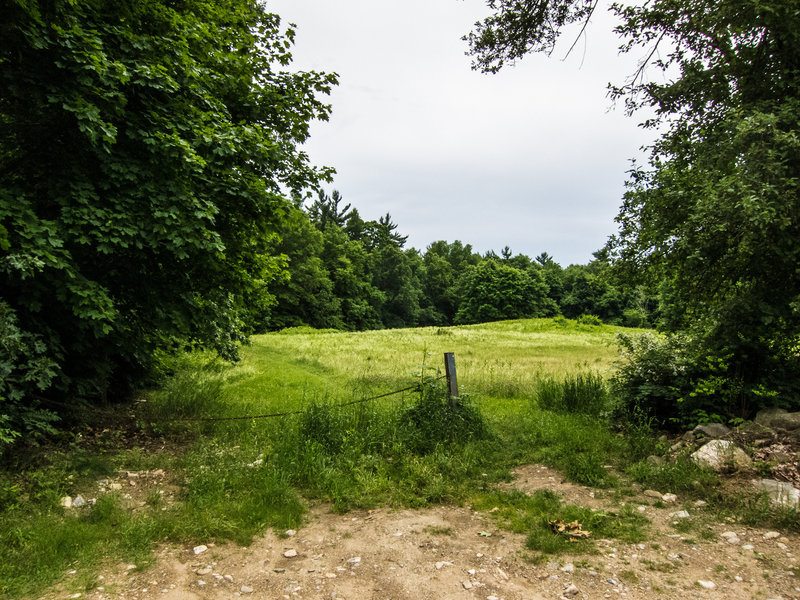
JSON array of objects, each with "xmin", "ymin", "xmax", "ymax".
[
  {"xmin": 72, "ymin": 495, "xmax": 86, "ymax": 508},
  {"xmin": 346, "ymin": 556, "xmax": 360, "ymax": 564},
  {"xmin": 662, "ymin": 493, "xmax": 678, "ymax": 503},
  {"xmin": 60, "ymin": 496, "xmax": 73, "ymax": 508},
  {"xmin": 284, "ymin": 529, "xmax": 296, "ymax": 536},
  {"xmin": 753, "ymin": 479, "xmax": 800, "ymax": 508},
  {"xmin": 560, "ymin": 563, "xmax": 575, "ymax": 573},
  {"xmin": 283, "ymin": 549, "xmax": 298, "ymax": 558},
  {"xmin": 435, "ymin": 561, "xmax": 453, "ymax": 570},
  {"xmin": 109, "ymin": 483, "xmax": 123, "ymax": 490},
  {"xmin": 742, "ymin": 544, "xmax": 754, "ymax": 550},
  {"xmin": 196, "ymin": 567, "xmax": 212, "ymax": 576},
  {"xmin": 669, "ymin": 510, "xmax": 690, "ymax": 519},
  {"xmin": 693, "ymin": 500, "xmax": 708, "ymax": 507},
  {"xmin": 691, "ymin": 440, "xmax": 753, "ymax": 471},
  {"xmin": 462, "ymin": 580, "xmax": 473, "ymax": 590},
  {"xmin": 193, "ymin": 545, "xmax": 208, "ymax": 555},
  {"xmin": 224, "ymin": 574, "xmax": 234, "ymax": 582},
  {"xmin": 721, "ymin": 531, "xmax": 741, "ymax": 544},
  {"xmin": 643, "ymin": 490, "xmax": 663, "ymax": 499},
  {"xmin": 693, "ymin": 423, "xmax": 730, "ymax": 438},
  {"xmin": 754, "ymin": 407, "xmax": 788, "ymax": 427},
  {"xmin": 697, "ymin": 580, "xmax": 716, "ymax": 589},
  {"xmin": 763, "ymin": 531, "xmax": 781, "ymax": 540},
  {"xmin": 771, "ymin": 412, "xmax": 800, "ymax": 431},
  {"xmin": 240, "ymin": 585, "xmax": 254, "ymax": 594},
  {"xmin": 564, "ymin": 584, "xmax": 580, "ymax": 597}
]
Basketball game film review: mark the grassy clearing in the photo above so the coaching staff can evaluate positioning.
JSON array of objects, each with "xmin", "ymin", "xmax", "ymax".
[{"xmin": 1, "ymin": 317, "xmax": 795, "ymax": 598}]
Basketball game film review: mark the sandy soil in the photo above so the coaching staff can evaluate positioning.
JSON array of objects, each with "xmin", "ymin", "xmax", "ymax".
[{"xmin": 56, "ymin": 464, "xmax": 800, "ymax": 600}]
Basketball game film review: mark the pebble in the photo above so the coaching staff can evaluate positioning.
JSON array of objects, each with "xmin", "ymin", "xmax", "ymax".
[
  {"xmin": 60, "ymin": 496, "xmax": 73, "ymax": 508},
  {"xmin": 347, "ymin": 556, "xmax": 361, "ymax": 564},
  {"xmin": 285, "ymin": 530, "xmax": 296, "ymax": 536},
  {"xmin": 273, "ymin": 568, "xmax": 286, "ymax": 573},
  {"xmin": 283, "ymin": 549, "xmax": 298, "ymax": 558},
  {"xmin": 564, "ymin": 584, "xmax": 580, "ymax": 597},
  {"xmin": 462, "ymin": 581, "xmax": 473, "ymax": 590},
  {"xmin": 224, "ymin": 574, "xmax": 234, "ymax": 582},
  {"xmin": 435, "ymin": 561, "xmax": 453, "ymax": 570},
  {"xmin": 560, "ymin": 563, "xmax": 575, "ymax": 573},
  {"xmin": 193, "ymin": 545, "xmax": 208, "ymax": 555},
  {"xmin": 240, "ymin": 585, "xmax": 254, "ymax": 594},
  {"xmin": 721, "ymin": 531, "xmax": 741, "ymax": 544},
  {"xmin": 742, "ymin": 545, "xmax": 754, "ymax": 550},
  {"xmin": 196, "ymin": 567, "xmax": 212, "ymax": 575},
  {"xmin": 694, "ymin": 500, "xmax": 708, "ymax": 507},
  {"xmin": 697, "ymin": 580, "xmax": 716, "ymax": 589},
  {"xmin": 764, "ymin": 531, "xmax": 781, "ymax": 540},
  {"xmin": 644, "ymin": 490, "xmax": 663, "ymax": 498},
  {"xmin": 72, "ymin": 495, "xmax": 87, "ymax": 508},
  {"xmin": 662, "ymin": 493, "xmax": 678, "ymax": 503}
]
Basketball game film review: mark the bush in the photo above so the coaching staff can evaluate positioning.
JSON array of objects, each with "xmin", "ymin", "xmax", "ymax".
[
  {"xmin": 0, "ymin": 303, "xmax": 60, "ymax": 445},
  {"xmin": 399, "ymin": 383, "xmax": 489, "ymax": 454},
  {"xmin": 535, "ymin": 372, "xmax": 611, "ymax": 416}
]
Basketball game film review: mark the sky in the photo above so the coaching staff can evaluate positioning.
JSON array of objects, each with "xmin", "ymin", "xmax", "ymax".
[{"xmin": 266, "ymin": 0, "xmax": 660, "ymax": 266}]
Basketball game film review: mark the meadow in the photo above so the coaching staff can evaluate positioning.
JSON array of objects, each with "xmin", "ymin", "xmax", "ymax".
[{"xmin": 0, "ymin": 318, "xmax": 731, "ymax": 598}]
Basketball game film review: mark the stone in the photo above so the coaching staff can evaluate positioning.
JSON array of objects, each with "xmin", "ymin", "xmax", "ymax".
[
  {"xmin": 346, "ymin": 556, "xmax": 360, "ymax": 564},
  {"xmin": 721, "ymin": 531, "xmax": 741, "ymax": 544},
  {"xmin": 662, "ymin": 493, "xmax": 678, "ymax": 503},
  {"xmin": 763, "ymin": 531, "xmax": 781, "ymax": 540},
  {"xmin": 60, "ymin": 496, "xmax": 73, "ymax": 508},
  {"xmin": 693, "ymin": 500, "xmax": 708, "ymax": 507},
  {"xmin": 692, "ymin": 423, "xmax": 730, "ymax": 438},
  {"xmin": 754, "ymin": 407, "xmax": 788, "ymax": 428},
  {"xmin": 643, "ymin": 490, "xmax": 663, "ymax": 499},
  {"xmin": 283, "ymin": 549, "xmax": 298, "ymax": 558},
  {"xmin": 196, "ymin": 568, "xmax": 212, "ymax": 576},
  {"xmin": 697, "ymin": 580, "xmax": 716, "ymax": 589},
  {"xmin": 435, "ymin": 561, "xmax": 453, "ymax": 570},
  {"xmin": 560, "ymin": 563, "xmax": 575, "ymax": 573},
  {"xmin": 691, "ymin": 440, "xmax": 753, "ymax": 471},
  {"xmin": 224, "ymin": 575, "xmax": 234, "ymax": 583},
  {"xmin": 564, "ymin": 584, "xmax": 580, "ymax": 597},
  {"xmin": 284, "ymin": 529, "xmax": 296, "ymax": 536},
  {"xmin": 193, "ymin": 545, "xmax": 208, "ymax": 555},
  {"xmin": 240, "ymin": 585, "xmax": 254, "ymax": 594},
  {"xmin": 462, "ymin": 580, "xmax": 473, "ymax": 590},
  {"xmin": 669, "ymin": 510, "xmax": 690, "ymax": 519},
  {"xmin": 72, "ymin": 495, "xmax": 86, "ymax": 508},
  {"xmin": 771, "ymin": 412, "xmax": 800, "ymax": 431},
  {"xmin": 753, "ymin": 479, "xmax": 800, "ymax": 508}
]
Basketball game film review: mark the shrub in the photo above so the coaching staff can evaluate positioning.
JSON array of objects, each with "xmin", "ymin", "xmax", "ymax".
[{"xmin": 535, "ymin": 372, "xmax": 611, "ymax": 416}]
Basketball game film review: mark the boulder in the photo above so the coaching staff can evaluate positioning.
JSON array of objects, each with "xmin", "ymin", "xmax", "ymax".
[
  {"xmin": 752, "ymin": 479, "xmax": 800, "ymax": 508},
  {"xmin": 691, "ymin": 440, "xmax": 753, "ymax": 471},
  {"xmin": 770, "ymin": 412, "xmax": 800, "ymax": 431},
  {"xmin": 754, "ymin": 407, "xmax": 788, "ymax": 428},
  {"xmin": 692, "ymin": 423, "xmax": 730, "ymax": 439}
]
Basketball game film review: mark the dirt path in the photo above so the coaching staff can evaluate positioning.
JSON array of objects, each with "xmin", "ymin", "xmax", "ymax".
[{"xmin": 62, "ymin": 464, "xmax": 799, "ymax": 600}]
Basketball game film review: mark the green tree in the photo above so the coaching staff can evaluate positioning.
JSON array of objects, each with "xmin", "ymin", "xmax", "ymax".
[
  {"xmin": 455, "ymin": 260, "xmax": 556, "ymax": 324},
  {"xmin": 0, "ymin": 0, "xmax": 336, "ymax": 427},
  {"xmin": 467, "ymin": 0, "xmax": 800, "ymax": 417}
]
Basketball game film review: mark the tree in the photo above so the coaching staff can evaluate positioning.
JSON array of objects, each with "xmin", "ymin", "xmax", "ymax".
[
  {"xmin": 0, "ymin": 0, "xmax": 336, "ymax": 431},
  {"xmin": 467, "ymin": 0, "xmax": 800, "ymax": 417},
  {"xmin": 455, "ymin": 260, "xmax": 555, "ymax": 324}
]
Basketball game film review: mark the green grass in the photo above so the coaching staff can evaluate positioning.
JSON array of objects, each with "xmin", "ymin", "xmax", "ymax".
[{"xmin": 0, "ymin": 317, "xmax": 713, "ymax": 598}]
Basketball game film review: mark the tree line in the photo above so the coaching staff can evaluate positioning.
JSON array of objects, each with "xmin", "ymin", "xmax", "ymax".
[{"xmin": 264, "ymin": 189, "xmax": 652, "ymax": 332}]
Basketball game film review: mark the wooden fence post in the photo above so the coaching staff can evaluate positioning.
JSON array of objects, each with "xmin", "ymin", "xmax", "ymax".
[{"xmin": 444, "ymin": 352, "xmax": 459, "ymax": 406}]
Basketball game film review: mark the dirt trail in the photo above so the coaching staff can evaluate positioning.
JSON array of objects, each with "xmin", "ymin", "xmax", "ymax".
[{"xmin": 57, "ymin": 464, "xmax": 799, "ymax": 600}]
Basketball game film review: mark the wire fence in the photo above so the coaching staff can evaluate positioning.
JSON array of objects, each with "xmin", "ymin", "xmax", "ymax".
[{"xmin": 173, "ymin": 374, "xmax": 448, "ymax": 423}]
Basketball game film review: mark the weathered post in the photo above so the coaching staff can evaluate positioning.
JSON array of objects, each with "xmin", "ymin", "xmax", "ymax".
[{"xmin": 444, "ymin": 352, "xmax": 459, "ymax": 406}]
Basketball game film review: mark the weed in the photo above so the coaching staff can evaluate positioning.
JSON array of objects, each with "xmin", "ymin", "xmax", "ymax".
[{"xmin": 424, "ymin": 526, "xmax": 453, "ymax": 536}]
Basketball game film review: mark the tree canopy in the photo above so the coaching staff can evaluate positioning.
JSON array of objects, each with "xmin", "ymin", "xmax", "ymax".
[
  {"xmin": 467, "ymin": 0, "xmax": 800, "ymax": 420},
  {"xmin": 0, "ymin": 0, "xmax": 336, "ymax": 437}
]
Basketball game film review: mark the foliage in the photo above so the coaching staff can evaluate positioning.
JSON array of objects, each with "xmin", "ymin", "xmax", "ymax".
[
  {"xmin": 467, "ymin": 0, "xmax": 800, "ymax": 419},
  {"xmin": 0, "ymin": 302, "xmax": 60, "ymax": 444},
  {"xmin": 534, "ymin": 371, "xmax": 611, "ymax": 416},
  {"xmin": 0, "ymin": 1, "xmax": 335, "ymax": 412},
  {"xmin": 454, "ymin": 260, "xmax": 556, "ymax": 324}
]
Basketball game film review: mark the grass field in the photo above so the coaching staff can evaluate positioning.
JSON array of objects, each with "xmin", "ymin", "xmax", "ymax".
[{"xmin": 0, "ymin": 318, "xmax": 727, "ymax": 598}]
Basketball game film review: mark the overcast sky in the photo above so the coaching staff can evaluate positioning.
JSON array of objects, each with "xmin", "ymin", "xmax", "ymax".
[{"xmin": 266, "ymin": 0, "xmax": 659, "ymax": 266}]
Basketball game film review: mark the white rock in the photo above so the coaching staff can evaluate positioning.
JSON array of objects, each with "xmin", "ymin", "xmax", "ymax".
[
  {"xmin": 697, "ymin": 580, "xmax": 716, "ymax": 589},
  {"xmin": 694, "ymin": 500, "xmax": 708, "ymax": 507},
  {"xmin": 284, "ymin": 529, "xmax": 296, "ymax": 536},
  {"xmin": 72, "ymin": 495, "xmax": 86, "ymax": 508},
  {"xmin": 193, "ymin": 545, "xmax": 208, "ymax": 555},
  {"xmin": 346, "ymin": 556, "xmax": 360, "ymax": 564},
  {"xmin": 662, "ymin": 493, "xmax": 678, "ymax": 503},
  {"xmin": 764, "ymin": 531, "xmax": 782, "ymax": 540},
  {"xmin": 196, "ymin": 567, "xmax": 212, "ymax": 575},
  {"xmin": 564, "ymin": 583, "xmax": 580, "ymax": 597},
  {"xmin": 560, "ymin": 563, "xmax": 575, "ymax": 573},
  {"xmin": 669, "ymin": 510, "xmax": 691, "ymax": 519},
  {"xmin": 240, "ymin": 585, "xmax": 254, "ymax": 593},
  {"xmin": 462, "ymin": 580, "xmax": 473, "ymax": 590},
  {"xmin": 721, "ymin": 531, "xmax": 741, "ymax": 544},
  {"xmin": 742, "ymin": 545, "xmax": 754, "ymax": 550},
  {"xmin": 753, "ymin": 479, "xmax": 800, "ymax": 508},
  {"xmin": 691, "ymin": 440, "xmax": 753, "ymax": 471},
  {"xmin": 60, "ymin": 496, "xmax": 73, "ymax": 508},
  {"xmin": 283, "ymin": 549, "xmax": 297, "ymax": 558},
  {"xmin": 435, "ymin": 561, "xmax": 453, "ymax": 570},
  {"xmin": 224, "ymin": 574, "xmax": 234, "ymax": 582}
]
